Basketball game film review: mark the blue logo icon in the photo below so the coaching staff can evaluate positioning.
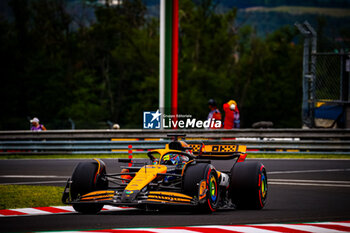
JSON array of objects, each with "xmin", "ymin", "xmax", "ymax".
[{"xmin": 143, "ymin": 110, "xmax": 161, "ymax": 129}]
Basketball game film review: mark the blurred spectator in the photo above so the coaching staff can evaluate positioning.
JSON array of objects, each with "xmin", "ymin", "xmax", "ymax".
[
  {"xmin": 30, "ymin": 117, "xmax": 47, "ymax": 131},
  {"xmin": 207, "ymin": 99, "xmax": 222, "ymax": 129},
  {"xmin": 113, "ymin": 124, "xmax": 120, "ymax": 129},
  {"xmin": 223, "ymin": 100, "xmax": 240, "ymax": 129}
]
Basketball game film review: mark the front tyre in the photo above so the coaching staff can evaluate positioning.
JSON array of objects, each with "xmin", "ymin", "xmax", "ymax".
[
  {"xmin": 183, "ymin": 163, "xmax": 219, "ymax": 212},
  {"xmin": 70, "ymin": 160, "xmax": 107, "ymax": 214},
  {"xmin": 230, "ymin": 161, "xmax": 267, "ymax": 209},
  {"xmin": 206, "ymin": 168, "xmax": 219, "ymax": 211}
]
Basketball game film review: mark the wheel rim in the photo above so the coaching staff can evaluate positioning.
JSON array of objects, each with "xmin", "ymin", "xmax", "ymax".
[
  {"xmin": 261, "ymin": 173, "xmax": 267, "ymax": 199},
  {"xmin": 209, "ymin": 175, "xmax": 217, "ymax": 202}
]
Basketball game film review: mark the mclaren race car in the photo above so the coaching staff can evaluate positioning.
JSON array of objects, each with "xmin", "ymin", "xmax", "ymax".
[{"xmin": 62, "ymin": 135, "xmax": 268, "ymax": 213}]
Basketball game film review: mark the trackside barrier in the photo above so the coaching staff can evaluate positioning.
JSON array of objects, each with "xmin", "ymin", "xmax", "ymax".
[
  {"xmin": 128, "ymin": 145, "xmax": 133, "ymax": 166},
  {"xmin": 0, "ymin": 129, "xmax": 349, "ymax": 155}
]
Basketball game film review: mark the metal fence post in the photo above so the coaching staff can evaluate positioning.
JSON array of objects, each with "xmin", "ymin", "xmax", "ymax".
[
  {"xmin": 295, "ymin": 21, "xmax": 317, "ymax": 128},
  {"xmin": 304, "ymin": 22, "xmax": 317, "ymax": 128},
  {"xmin": 342, "ymin": 53, "xmax": 350, "ymax": 127}
]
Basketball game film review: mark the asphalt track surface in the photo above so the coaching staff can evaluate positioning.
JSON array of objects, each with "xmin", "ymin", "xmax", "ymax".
[{"xmin": 1, "ymin": 158, "xmax": 350, "ymax": 232}]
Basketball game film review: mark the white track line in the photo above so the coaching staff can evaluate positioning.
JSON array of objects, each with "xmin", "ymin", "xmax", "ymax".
[
  {"xmin": 269, "ymin": 182, "xmax": 350, "ymax": 188},
  {"xmin": 269, "ymin": 178, "xmax": 350, "ymax": 188},
  {"xmin": 269, "ymin": 179, "xmax": 350, "ymax": 184},
  {"xmin": 268, "ymin": 168, "xmax": 350, "ymax": 174},
  {"xmin": 0, "ymin": 180, "xmax": 67, "ymax": 185}
]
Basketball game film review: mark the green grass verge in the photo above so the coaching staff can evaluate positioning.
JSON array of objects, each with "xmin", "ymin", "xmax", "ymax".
[{"xmin": 0, "ymin": 185, "xmax": 65, "ymax": 209}]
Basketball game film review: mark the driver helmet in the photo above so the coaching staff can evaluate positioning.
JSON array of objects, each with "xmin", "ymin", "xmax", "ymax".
[
  {"xmin": 162, "ymin": 153, "xmax": 188, "ymax": 166},
  {"xmin": 162, "ymin": 153, "xmax": 180, "ymax": 165}
]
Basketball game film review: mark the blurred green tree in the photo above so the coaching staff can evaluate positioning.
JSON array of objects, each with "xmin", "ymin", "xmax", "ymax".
[{"xmin": 0, "ymin": 0, "xmax": 304, "ymax": 129}]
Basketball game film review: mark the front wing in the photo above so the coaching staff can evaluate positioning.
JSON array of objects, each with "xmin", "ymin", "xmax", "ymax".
[{"xmin": 63, "ymin": 188, "xmax": 198, "ymax": 207}]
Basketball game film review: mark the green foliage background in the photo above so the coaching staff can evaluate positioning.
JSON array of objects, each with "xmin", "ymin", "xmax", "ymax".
[{"xmin": 2, "ymin": 0, "xmax": 347, "ymax": 129}]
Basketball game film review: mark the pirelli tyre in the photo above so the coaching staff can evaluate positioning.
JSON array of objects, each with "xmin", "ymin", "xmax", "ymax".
[
  {"xmin": 70, "ymin": 160, "xmax": 108, "ymax": 214},
  {"xmin": 183, "ymin": 163, "xmax": 219, "ymax": 212},
  {"xmin": 229, "ymin": 161, "xmax": 267, "ymax": 210}
]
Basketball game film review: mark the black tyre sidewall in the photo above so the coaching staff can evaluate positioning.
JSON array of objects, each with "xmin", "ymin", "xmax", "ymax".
[
  {"xmin": 230, "ymin": 161, "xmax": 267, "ymax": 209},
  {"xmin": 183, "ymin": 163, "xmax": 208, "ymax": 196},
  {"xmin": 70, "ymin": 160, "xmax": 107, "ymax": 214},
  {"xmin": 70, "ymin": 161, "xmax": 98, "ymax": 199},
  {"xmin": 183, "ymin": 163, "xmax": 219, "ymax": 211},
  {"xmin": 205, "ymin": 167, "xmax": 219, "ymax": 211}
]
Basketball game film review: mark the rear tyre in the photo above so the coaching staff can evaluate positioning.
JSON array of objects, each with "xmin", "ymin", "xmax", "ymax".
[
  {"xmin": 183, "ymin": 163, "xmax": 219, "ymax": 212},
  {"xmin": 70, "ymin": 160, "xmax": 107, "ymax": 214},
  {"xmin": 229, "ymin": 161, "xmax": 267, "ymax": 209}
]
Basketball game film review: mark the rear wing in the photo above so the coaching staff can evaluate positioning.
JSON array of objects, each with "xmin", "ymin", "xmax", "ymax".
[{"xmin": 189, "ymin": 144, "xmax": 247, "ymax": 160}]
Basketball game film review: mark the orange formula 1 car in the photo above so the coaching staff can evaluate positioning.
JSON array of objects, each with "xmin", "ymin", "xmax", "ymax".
[{"xmin": 62, "ymin": 135, "xmax": 267, "ymax": 213}]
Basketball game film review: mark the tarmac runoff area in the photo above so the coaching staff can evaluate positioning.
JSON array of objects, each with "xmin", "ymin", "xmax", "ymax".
[{"xmin": 0, "ymin": 158, "xmax": 349, "ymax": 232}]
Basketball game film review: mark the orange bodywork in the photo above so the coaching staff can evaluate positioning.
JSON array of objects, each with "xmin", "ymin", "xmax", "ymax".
[{"xmin": 125, "ymin": 165, "xmax": 167, "ymax": 191}]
